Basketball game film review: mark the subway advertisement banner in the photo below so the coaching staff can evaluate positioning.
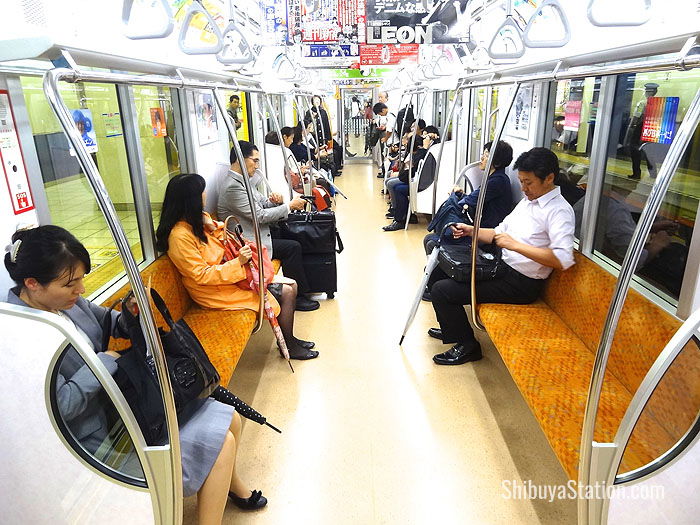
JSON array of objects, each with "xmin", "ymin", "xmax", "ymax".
[
  {"xmin": 287, "ymin": 0, "xmax": 365, "ymax": 43},
  {"xmin": 360, "ymin": 44, "xmax": 419, "ymax": 64},
  {"xmin": 641, "ymin": 97, "xmax": 680, "ymax": 144},
  {"xmin": 365, "ymin": 0, "xmax": 470, "ymax": 43}
]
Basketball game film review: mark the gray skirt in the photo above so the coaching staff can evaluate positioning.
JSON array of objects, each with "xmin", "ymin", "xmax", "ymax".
[{"xmin": 179, "ymin": 398, "xmax": 235, "ymax": 497}]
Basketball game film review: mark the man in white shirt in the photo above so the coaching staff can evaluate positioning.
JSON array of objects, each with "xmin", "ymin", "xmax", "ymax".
[
  {"xmin": 426, "ymin": 147, "xmax": 575, "ymax": 365},
  {"xmin": 372, "ymin": 102, "xmax": 395, "ymax": 177}
]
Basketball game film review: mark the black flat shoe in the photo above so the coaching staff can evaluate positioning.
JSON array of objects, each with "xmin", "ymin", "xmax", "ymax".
[
  {"xmin": 433, "ymin": 343, "xmax": 482, "ymax": 365},
  {"xmin": 229, "ymin": 490, "xmax": 267, "ymax": 510},
  {"xmin": 427, "ymin": 327, "xmax": 442, "ymax": 340},
  {"xmin": 289, "ymin": 347, "xmax": 320, "ymax": 360},
  {"xmin": 385, "ymin": 211, "xmax": 394, "ymax": 219},
  {"xmin": 422, "ymin": 290, "xmax": 432, "ymax": 302},
  {"xmin": 294, "ymin": 338, "xmax": 315, "ymax": 349},
  {"xmin": 382, "ymin": 220, "xmax": 403, "ymax": 232},
  {"xmin": 409, "ymin": 214, "xmax": 418, "ymax": 224},
  {"xmin": 295, "ymin": 297, "xmax": 320, "ymax": 311}
]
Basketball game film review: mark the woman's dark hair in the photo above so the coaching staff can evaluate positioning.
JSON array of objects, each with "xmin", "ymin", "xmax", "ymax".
[
  {"xmin": 483, "ymin": 140, "xmax": 514, "ymax": 170},
  {"xmin": 312, "ymin": 95, "xmax": 322, "ymax": 106},
  {"xmin": 513, "ymin": 147, "xmax": 560, "ymax": 183},
  {"xmin": 155, "ymin": 173, "xmax": 207, "ymax": 252},
  {"xmin": 292, "ymin": 122, "xmax": 304, "ymax": 144},
  {"xmin": 373, "ymin": 102, "xmax": 387, "ymax": 115},
  {"xmin": 229, "ymin": 140, "xmax": 258, "ymax": 165},
  {"xmin": 265, "ymin": 131, "xmax": 280, "ymax": 145},
  {"xmin": 4, "ymin": 225, "xmax": 91, "ymax": 287},
  {"xmin": 280, "ymin": 126, "xmax": 294, "ymax": 138}
]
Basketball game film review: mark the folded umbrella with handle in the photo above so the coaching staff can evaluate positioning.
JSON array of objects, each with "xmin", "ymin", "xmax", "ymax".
[
  {"xmin": 210, "ymin": 386, "xmax": 281, "ymax": 433},
  {"xmin": 399, "ymin": 245, "xmax": 441, "ymax": 346}
]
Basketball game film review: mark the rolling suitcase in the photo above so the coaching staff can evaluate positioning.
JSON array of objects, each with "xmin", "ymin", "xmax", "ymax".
[{"xmin": 279, "ymin": 210, "xmax": 344, "ymax": 297}]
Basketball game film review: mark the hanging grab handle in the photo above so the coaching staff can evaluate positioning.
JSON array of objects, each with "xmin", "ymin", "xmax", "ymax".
[
  {"xmin": 177, "ymin": 0, "xmax": 224, "ymax": 55},
  {"xmin": 522, "ymin": 0, "xmax": 571, "ymax": 48},
  {"xmin": 121, "ymin": 0, "xmax": 174, "ymax": 40}
]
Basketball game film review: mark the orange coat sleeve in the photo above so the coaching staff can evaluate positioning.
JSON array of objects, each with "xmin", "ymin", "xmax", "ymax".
[{"xmin": 167, "ymin": 226, "xmax": 247, "ymax": 285}]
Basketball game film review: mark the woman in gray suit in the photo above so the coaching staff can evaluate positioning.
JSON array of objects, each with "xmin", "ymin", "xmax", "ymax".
[{"xmin": 4, "ymin": 225, "xmax": 266, "ymax": 523}]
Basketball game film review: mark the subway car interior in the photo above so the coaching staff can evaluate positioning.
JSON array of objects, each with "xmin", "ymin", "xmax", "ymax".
[{"xmin": 1, "ymin": 0, "xmax": 700, "ymax": 524}]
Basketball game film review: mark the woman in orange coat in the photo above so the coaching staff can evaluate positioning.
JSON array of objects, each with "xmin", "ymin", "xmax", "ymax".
[{"xmin": 155, "ymin": 173, "xmax": 318, "ymax": 360}]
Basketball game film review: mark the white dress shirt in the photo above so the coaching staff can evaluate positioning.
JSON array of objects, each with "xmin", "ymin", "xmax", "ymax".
[{"xmin": 494, "ymin": 186, "xmax": 575, "ymax": 279}]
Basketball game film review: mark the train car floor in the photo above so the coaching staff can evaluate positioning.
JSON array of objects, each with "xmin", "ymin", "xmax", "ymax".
[{"xmin": 184, "ymin": 163, "xmax": 577, "ymax": 524}]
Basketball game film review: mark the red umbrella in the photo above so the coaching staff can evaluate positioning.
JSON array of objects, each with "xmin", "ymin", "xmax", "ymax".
[{"xmin": 222, "ymin": 216, "xmax": 294, "ymax": 373}]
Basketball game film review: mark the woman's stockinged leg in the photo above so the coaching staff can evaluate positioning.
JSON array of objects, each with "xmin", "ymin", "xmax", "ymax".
[
  {"xmin": 277, "ymin": 282, "xmax": 297, "ymax": 343},
  {"xmin": 228, "ymin": 412, "xmax": 249, "ymax": 497},
  {"xmin": 197, "ymin": 431, "xmax": 236, "ymax": 525}
]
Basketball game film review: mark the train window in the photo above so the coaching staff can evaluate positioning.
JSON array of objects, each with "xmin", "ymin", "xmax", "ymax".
[
  {"xmin": 49, "ymin": 346, "xmax": 146, "ymax": 486},
  {"xmin": 592, "ymin": 70, "xmax": 700, "ymax": 302},
  {"xmin": 20, "ymin": 77, "xmax": 144, "ymax": 296},
  {"xmin": 468, "ymin": 88, "xmax": 486, "ymax": 163},
  {"xmin": 133, "ymin": 85, "xmax": 182, "ymax": 230},
  {"xmin": 553, "ymin": 77, "xmax": 601, "ymax": 237}
]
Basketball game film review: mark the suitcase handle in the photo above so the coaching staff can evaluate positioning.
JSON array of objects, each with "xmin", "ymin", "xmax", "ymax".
[{"xmin": 335, "ymin": 230, "xmax": 344, "ymax": 254}]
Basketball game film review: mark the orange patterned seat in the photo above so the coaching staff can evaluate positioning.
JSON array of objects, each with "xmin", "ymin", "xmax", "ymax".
[
  {"xmin": 480, "ymin": 252, "xmax": 698, "ymax": 480},
  {"xmin": 102, "ymin": 256, "xmax": 281, "ymax": 386}
]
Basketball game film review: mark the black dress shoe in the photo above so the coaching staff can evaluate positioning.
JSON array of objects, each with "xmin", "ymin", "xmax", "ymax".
[
  {"xmin": 383, "ymin": 220, "xmax": 403, "ymax": 231},
  {"xmin": 295, "ymin": 297, "xmax": 320, "ymax": 311},
  {"xmin": 385, "ymin": 211, "xmax": 394, "ymax": 219},
  {"xmin": 433, "ymin": 342, "xmax": 482, "ymax": 365},
  {"xmin": 422, "ymin": 290, "xmax": 432, "ymax": 302},
  {"xmin": 409, "ymin": 214, "xmax": 418, "ymax": 224},
  {"xmin": 294, "ymin": 337, "xmax": 315, "ymax": 349},
  {"xmin": 289, "ymin": 346, "xmax": 320, "ymax": 360},
  {"xmin": 229, "ymin": 490, "xmax": 267, "ymax": 510},
  {"xmin": 377, "ymin": 173, "xmax": 385, "ymax": 178},
  {"xmin": 427, "ymin": 327, "xmax": 442, "ymax": 340}
]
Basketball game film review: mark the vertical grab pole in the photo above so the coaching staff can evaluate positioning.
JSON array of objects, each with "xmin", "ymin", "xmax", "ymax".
[
  {"xmin": 294, "ymin": 94, "xmax": 314, "ymax": 195},
  {"xmin": 468, "ymin": 82, "xmax": 520, "ymax": 331},
  {"xmin": 300, "ymin": 94, "xmax": 321, "ymax": 176},
  {"xmin": 432, "ymin": 86, "xmax": 463, "ymax": 215},
  {"xmin": 577, "ymin": 86, "xmax": 700, "ymax": 525},
  {"xmin": 213, "ymin": 87, "xmax": 265, "ymax": 332},
  {"xmin": 44, "ymin": 68, "xmax": 182, "ymax": 525},
  {"xmin": 264, "ymin": 93, "xmax": 297, "ymax": 201},
  {"xmin": 404, "ymin": 89, "xmax": 428, "ymax": 229}
]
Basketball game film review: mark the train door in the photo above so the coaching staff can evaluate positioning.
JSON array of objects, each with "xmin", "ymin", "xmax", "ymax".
[{"xmin": 341, "ymin": 87, "xmax": 373, "ymax": 159}]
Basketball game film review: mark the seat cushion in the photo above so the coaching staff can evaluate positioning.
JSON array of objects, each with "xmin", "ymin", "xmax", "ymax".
[{"xmin": 480, "ymin": 302, "xmax": 675, "ymax": 479}]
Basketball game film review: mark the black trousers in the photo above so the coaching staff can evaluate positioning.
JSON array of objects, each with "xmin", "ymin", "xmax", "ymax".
[
  {"xmin": 428, "ymin": 265, "xmax": 545, "ymax": 345},
  {"xmin": 271, "ymin": 238, "xmax": 310, "ymax": 294}
]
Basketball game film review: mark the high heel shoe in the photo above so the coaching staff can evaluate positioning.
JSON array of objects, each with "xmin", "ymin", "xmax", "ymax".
[{"xmin": 228, "ymin": 490, "xmax": 267, "ymax": 510}]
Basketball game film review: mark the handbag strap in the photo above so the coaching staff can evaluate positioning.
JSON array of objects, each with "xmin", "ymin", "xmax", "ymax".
[
  {"xmin": 223, "ymin": 215, "xmax": 245, "ymax": 248},
  {"xmin": 149, "ymin": 288, "xmax": 176, "ymax": 330},
  {"xmin": 335, "ymin": 230, "xmax": 344, "ymax": 254}
]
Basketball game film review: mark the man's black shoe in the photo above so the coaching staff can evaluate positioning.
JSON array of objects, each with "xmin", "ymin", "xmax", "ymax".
[
  {"xmin": 409, "ymin": 214, "xmax": 418, "ymax": 224},
  {"xmin": 385, "ymin": 211, "xmax": 394, "ymax": 219},
  {"xmin": 422, "ymin": 290, "xmax": 432, "ymax": 302},
  {"xmin": 427, "ymin": 327, "xmax": 442, "ymax": 339},
  {"xmin": 433, "ymin": 342, "xmax": 482, "ymax": 365},
  {"xmin": 377, "ymin": 173, "xmax": 385, "ymax": 178},
  {"xmin": 382, "ymin": 221, "xmax": 403, "ymax": 232},
  {"xmin": 295, "ymin": 297, "xmax": 320, "ymax": 311}
]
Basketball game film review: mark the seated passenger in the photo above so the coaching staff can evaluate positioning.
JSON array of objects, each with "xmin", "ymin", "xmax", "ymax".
[
  {"xmin": 4, "ymin": 225, "xmax": 268, "ymax": 521},
  {"xmin": 427, "ymin": 148, "xmax": 575, "ymax": 365},
  {"xmin": 424, "ymin": 140, "xmax": 514, "ymax": 254},
  {"xmin": 216, "ymin": 141, "xmax": 320, "ymax": 312},
  {"xmin": 383, "ymin": 126, "xmax": 440, "ymax": 232},
  {"xmin": 289, "ymin": 122, "xmax": 311, "ymax": 164},
  {"xmin": 156, "ymin": 173, "xmax": 318, "ymax": 359}
]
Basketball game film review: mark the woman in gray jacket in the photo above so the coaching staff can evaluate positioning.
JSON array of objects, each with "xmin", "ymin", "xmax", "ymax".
[{"xmin": 4, "ymin": 225, "xmax": 266, "ymax": 523}]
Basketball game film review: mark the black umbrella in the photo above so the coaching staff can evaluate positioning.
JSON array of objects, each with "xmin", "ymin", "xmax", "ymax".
[{"xmin": 210, "ymin": 386, "xmax": 282, "ymax": 433}]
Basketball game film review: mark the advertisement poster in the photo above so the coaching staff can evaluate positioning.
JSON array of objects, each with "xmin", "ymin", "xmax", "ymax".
[
  {"xmin": 102, "ymin": 112, "xmax": 123, "ymax": 138},
  {"xmin": 150, "ymin": 108, "xmax": 167, "ymax": 137},
  {"xmin": 506, "ymin": 83, "xmax": 533, "ymax": 140},
  {"xmin": 337, "ymin": 0, "xmax": 365, "ymax": 44},
  {"xmin": 71, "ymin": 109, "xmax": 98, "ymax": 153},
  {"xmin": 564, "ymin": 100, "xmax": 582, "ymax": 131},
  {"xmin": 301, "ymin": 44, "xmax": 359, "ymax": 67},
  {"xmin": 287, "ymin": 0, "xmax": 340, "ymax": 42},
  {"xmin": 263, "ymin": 0, "xmax": 288, "ymax": 45},
  {"xmin": 366, "ymin": 0, "xmax": 470, "ymax": 43},
  {"xmin": 0, "ymin": 92, "xmax": 35, "ymax": 215},
  {"xmin": 641, "ymin": 97, "xmax": 679, "ymax": 144},
  {"xmin": 195, "ymin": 92, "xmax": 218, "ymax": 145},
  {"xmin": 360, "ymin": 43, "xmax": 419, "ymax": 64}
]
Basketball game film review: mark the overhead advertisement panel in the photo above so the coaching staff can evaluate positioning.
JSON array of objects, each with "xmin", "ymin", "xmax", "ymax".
[
  {"xmin": 263, "ymin": 0, "xmax": 289, "ymax": 45},
  {"xmin": 359, "ymin": 44, "xmax": 418, "ymax": 65},
  {"xmin": 365, "ymin": 0, "xmax": 470, "ymax": 44},
  {"xmin": 287, "ymin": 0, "xmax": 366, "ymax": 43},
  {"xmin": 301, "ymin": 44, "xmax": 360, "ymax": 67}
]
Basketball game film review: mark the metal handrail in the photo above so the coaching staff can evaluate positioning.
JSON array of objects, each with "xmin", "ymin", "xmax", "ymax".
[
  {"xmin": 298, "ymin": 95, "xmax": 322, "ymax": 178},
  {"xmin": 43, "ymin": 67, "xmax": 183, "ymax": 523},
  {"xmin": 404, "ymin": 91, "xmax": 429, "ymax": 229},
  {"xmin": 432, "ymin": 88, "xmax": 465, "ymax": 215},
  {"xmin": 457, "ymin": 39, "xmax": 700, "ymax": 90},
  {"xmin": 292, "ymin": 95, "xmax": 316, "ymax": 193},
  {"xmin": 577, "ymin": 85, "xmax": 700, "ymax": 525},
  {"xmin": 212, "ymin": 87, "xmax": 266, "ymax": 332},
  {"xmin": 263, "ymin": 93, "xmax": 296, "ymax": 200},
  {"xmin": 467, "ymin": 83, "xmax": 520, "ymax": 331}
]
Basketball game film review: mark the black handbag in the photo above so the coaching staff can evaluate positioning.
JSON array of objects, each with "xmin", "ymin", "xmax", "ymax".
[
  {"xmin": 279, "ymin": 210, "xmax": 344, "ymax": 255},
  {"xmin": 106, "ymin": 289, "xmax": 220, "ymax": 445},
  {"xmin": 437, "ymin": 242, "xmax": 506, "ymax": 283}
]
